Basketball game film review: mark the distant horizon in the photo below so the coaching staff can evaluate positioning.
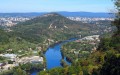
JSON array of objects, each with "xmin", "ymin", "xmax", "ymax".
[
  {"xmin": 0, "ymin": 0, "xmax": 114, "ymax": 13},
  {"xmin": 0, "ymin": 11, "xmax": 112, "ymax": 13},
  {"xmin": 0, "ymin": 11, "xmax": 114, "ymax": 18}
]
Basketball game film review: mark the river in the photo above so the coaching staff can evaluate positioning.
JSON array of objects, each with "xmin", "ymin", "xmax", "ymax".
[{"xmin": 31, "ymin": 38, "xmax": 77, "ymax": 75}]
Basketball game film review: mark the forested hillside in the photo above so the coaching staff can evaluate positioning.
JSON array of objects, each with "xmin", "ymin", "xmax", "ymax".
[
  {"xmin": 38, "ymin": 0, "xmax": 120, "ymax": 75},
  {"xmin": 11, "ymin": 13, "xmax": 94, "ymax": 44}
]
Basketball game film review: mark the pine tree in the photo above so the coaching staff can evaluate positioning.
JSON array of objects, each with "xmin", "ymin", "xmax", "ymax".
[
  {"xmin": 113, "ymin": 0, "xmax": 120, "ymax": 33},
  {"xmin": 100, "ymin": 1, "xmax": 120, "ymax": 75},
  {"xmin": 110, "ymin": 0, "xmax": 120, "ymax": 52}
]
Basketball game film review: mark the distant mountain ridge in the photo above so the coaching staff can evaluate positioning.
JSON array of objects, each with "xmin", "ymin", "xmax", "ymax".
[
  {"xmin": 59, "ymin": 12, "xmax": 114, "ymax": 18},
  {"xmin": 0, "ymin": 12, "xmax": 114, "ymax": 18}
]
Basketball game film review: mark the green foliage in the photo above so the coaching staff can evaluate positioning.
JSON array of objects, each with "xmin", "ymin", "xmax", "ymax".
[
  {"xmin": 110, "ymin": 35, "xmax": 120, "ymax": 52},
  {"xmin": 0, "ymin": 69, "xmax": 13, "ymax": 75},
  {"xmin": 0, "ymin": 5, "xmax": 119, "ymax": 75},
  {"xmin": 112, "ymin": 0, "xmax": 120, "ymax": 33},
  {"xmin": 98, "ymin": 37, "xmax": 111, "ymax": 51},
  {"xmin": 98, "ymin": 0, "xmax": 120, "ymax": 75},
  {"xmin": 12, "ymin": 13, "xmax": 77, "ymax": 43},
  {"xmin": 0, "ymin": 29, "xmax": 10, "ymax": 44},
  {"xmin": 100, "ymin": 53, "xmax": 120, "ymax": 75},
  {"xmin": 0, "ymin": 56, "xmax": 6, "ymax": 61},
  {"xmin": 11, "ymin": 13, "xmax": 99, "ymax": 44},
  {"xmin": 13, "ymin": 68, "xmax": 27, "ymax": 75},
  {"xmin": 37, "ymin": 4, "xmax": 120, "ymax": 74}
]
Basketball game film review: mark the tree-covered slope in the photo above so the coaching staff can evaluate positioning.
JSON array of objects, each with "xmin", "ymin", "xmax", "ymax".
[
  {"xmin": 11, "ymin": 13, "xmax": 93, "ymax": 43},
  {"xmin": 0, "ymin": 29, "xmax": 11, "ymax": 44},
  {"xmin": 38, "ymin": 1, "xmax": 120, "ymax": 75}
]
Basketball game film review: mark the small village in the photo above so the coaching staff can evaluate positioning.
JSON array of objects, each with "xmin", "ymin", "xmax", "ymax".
[
  {"xmin": 0, "ymin": 51, "xmax": 44, "ymax": 72},
  {"xmin": 61, "ymin": 35, "xmax": 100, "ymax": 63}
]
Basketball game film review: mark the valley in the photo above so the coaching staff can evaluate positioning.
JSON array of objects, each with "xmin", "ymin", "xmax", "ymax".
[{"xmin": 0, "ymin": 12, "xmax": 117, "ymax": 75}]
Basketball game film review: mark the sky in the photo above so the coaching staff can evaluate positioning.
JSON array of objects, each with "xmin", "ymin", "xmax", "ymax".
[{"xmin": 0, "ymin": 0, "xmax": 114, "ymax": 13}]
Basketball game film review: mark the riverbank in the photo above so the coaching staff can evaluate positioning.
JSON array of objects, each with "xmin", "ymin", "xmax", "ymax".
[{"xmin": 30, "ymin": 38, "xmax": 78, "ymax": 75}]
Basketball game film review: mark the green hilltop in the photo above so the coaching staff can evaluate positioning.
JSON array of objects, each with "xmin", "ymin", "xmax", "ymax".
[{"xmin": 11, "ymin": 13, "xmax": 93, "ymax": 43}]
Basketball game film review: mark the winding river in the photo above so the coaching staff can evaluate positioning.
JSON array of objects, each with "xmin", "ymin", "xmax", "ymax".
[{"xmin": 31, "ymin": 38, "xmax": 77, "ymax": 75}]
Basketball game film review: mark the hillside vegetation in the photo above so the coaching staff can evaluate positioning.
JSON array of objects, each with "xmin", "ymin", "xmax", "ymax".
[
  {"xmin": 38, "ymin": 0, "xmax": 120, "ymax": 75},
  {"xmin": 0, "ymin": 10, "xmax": 118, "ymax": 75},
  {"xmin": 11, "ymin": 13, "xmax": 94, "ymax": 44}
]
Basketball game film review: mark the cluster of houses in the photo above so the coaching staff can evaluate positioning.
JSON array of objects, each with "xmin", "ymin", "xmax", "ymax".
[
  {"xmin": 77, "ymin": 35, "xmax": 100, "ymax": 42},
  {"xmin": 0, "ymin": 53, "xmax": 43, "ymax": 72},
  {"xmin": 75, "ymin": 35, "xmax": 100, "ymax": 53},
  {"xmin": 0, "ymin": 17, "xmax": 30, "ymax": 27},
  {"xmin": 76, "ymin": 35, "xmax": 100, "ymax": 46},
  {"xmin": 17, "ymin": 56, "xmax": 43, "ymax": 64}
]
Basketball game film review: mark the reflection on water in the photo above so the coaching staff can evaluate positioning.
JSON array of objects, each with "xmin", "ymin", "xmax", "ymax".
[
  {"xmin": 45, "ymin": 44, "xmax": 62, "ymax": 69},
  {"xmin": 31, "ymin": 38, "xmax": 77, "ymax": 75}
]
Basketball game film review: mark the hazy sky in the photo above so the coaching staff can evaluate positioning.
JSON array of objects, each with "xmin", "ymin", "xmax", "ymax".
[{"xmin": 0, "ymin": 0, "xmax": 114, "ymax": 13}]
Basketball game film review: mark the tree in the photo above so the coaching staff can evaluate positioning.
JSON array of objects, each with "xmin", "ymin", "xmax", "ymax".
[
  {"xmin": 112, "ymin": 0, "xmax": 120, "ymax": 33},
  {"xmin": 13, "ymin": 68, "xmax": 27, "ymax": 75},
  {"xmin": 99, "ymin": 1, "xmax": 120, "ymax": 75},
  {"xmin": 100, "ymin": 53, "xmax": 120, "ymax": 75}
]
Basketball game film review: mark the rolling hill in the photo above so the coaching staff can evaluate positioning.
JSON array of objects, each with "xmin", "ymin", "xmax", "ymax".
[{"xmin": 11, "ymin": 13, "xmax": 93, "ymax": 43}]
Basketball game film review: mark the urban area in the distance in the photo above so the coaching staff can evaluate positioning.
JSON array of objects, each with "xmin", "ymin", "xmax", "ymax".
[{"xmin": 0, "ymin": 0, "xmax": 120, "ymax": 75}]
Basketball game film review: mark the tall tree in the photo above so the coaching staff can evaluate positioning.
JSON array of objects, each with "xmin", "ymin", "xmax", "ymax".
[
  {"xmin": 100, "ymin": 0, "xmax": 120, "ymax": 75},
  {"xmin": 110, "ymin": 0, "xmax": 120, "ymax": 52},
  {"xmin": 113, "ymin": 0, "xmax": 120, "ymax": 33},
  {"xmin": 13, "ymin": 68, "xmax": 27, "ymax": 75}
]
